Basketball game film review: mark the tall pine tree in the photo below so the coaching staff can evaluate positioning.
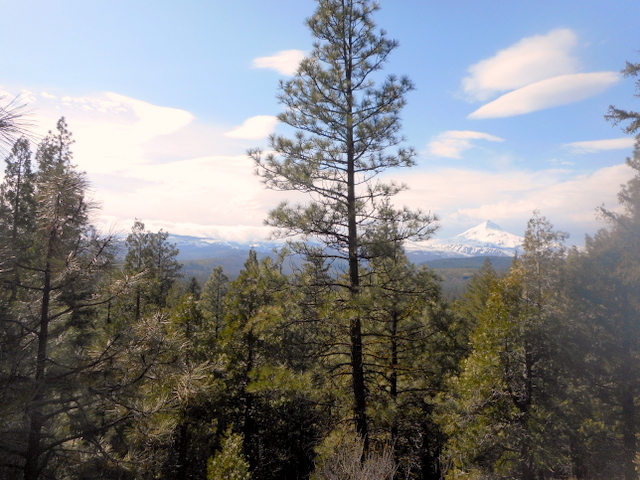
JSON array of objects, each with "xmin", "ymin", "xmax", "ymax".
[{"xmin": 249, "ymin": 0, "xmax": 436, "ymax": 444}]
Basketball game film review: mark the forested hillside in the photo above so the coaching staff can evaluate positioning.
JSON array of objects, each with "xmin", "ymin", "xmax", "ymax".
[{"xmin": 0, "ymin": 1, "xmax": 639, "ymax": 479}]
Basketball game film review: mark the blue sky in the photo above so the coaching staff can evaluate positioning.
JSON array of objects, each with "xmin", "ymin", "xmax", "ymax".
[{"xmin": 2, "ymin": 0, "xmax": 639, "ymax": 244}]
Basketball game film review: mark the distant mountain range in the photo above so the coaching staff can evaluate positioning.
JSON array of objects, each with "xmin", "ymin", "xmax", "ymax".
[{"xmin": 170, "ymin": 221, "xmax": 524, "ymax": 279}]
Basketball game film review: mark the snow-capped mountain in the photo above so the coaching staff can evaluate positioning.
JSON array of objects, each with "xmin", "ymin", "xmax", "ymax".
[{"xmin": 405, "ymin": 220, "xmax": 523, "ymax": 261}]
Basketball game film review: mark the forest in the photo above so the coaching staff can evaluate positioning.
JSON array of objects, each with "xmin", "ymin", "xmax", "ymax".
[{"xmin": 1, "ymin": 1, "xmax": 640, "ymax": 479}]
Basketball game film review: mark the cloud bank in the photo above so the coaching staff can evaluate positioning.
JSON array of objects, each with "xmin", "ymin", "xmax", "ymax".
[
  {"xmin": 16, "ymin": 90, "xmax": 306, "ymax": 243},
  {"xmin": 12, "ymin": 88, "xmax": 630, "ymax": 245}
]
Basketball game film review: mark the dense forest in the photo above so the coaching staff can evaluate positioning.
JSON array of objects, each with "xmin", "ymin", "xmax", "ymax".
[{"xmin": 1, "ymin": 1, "xmax": 639, "ymax": 479}]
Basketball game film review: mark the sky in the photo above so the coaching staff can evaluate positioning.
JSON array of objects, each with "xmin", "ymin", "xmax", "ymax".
[{"xmin": 2, "ymin": 0, "xmax": 639, "ymax": 245}]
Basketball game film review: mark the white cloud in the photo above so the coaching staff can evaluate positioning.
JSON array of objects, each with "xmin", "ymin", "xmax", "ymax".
[
  {"xmin": 225, "ymin": 115, "xmax": 278, "ymax": 139},
  {"xmin": 427, "ymin": 130, "xmax": 504, "ymax": 158},
  {"xmin": 20, "ymin": 89, "xmax": 37, "ymax": 104},
  {"xmin": 96, "ymin": 154, "xmax": 298, "ymax": 228},
  {"xmin": 102, "ymin": 218, "xmax": 276, "ymax": 244},
  {"xmin": 468, "ymin": 72, "xmax": 619, "ymax": 119},
  {"xmin": 21, "ymin": 90, "xmax": 300, "ymax": 244},
  {"xmin": 252, "ymin": 50, "xmax": 305, "ymax": 75},
  {"xmin": 548, "ymin": 158, "xmax": 575, "ymax": 166},
  {"xmin": 19, "ymin": 88, "xmax": 632, "ymax": 246},
  {"xmin": 391, "ymin": 163, "xmax": 633, "ymax": 242},
  {"xmin": 40, "ymin": 91, "xmax": 56, "ymax": 100},
  {"xmin": 456, "ymin": 165, "xmax": 629, "ymax": 225},
  {"xmin": 462, "ymin": 29, "xmax": 580, "ymax": 102},
  {"xmin": 563, "ymin": 137, "xmax": 635, "ymax": 154},
  {"xmin": 36, "ymin": 92, "xmax": 194, "ymax": 174}
]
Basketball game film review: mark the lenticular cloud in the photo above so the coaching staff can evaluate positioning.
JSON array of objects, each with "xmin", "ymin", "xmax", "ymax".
[
  {"xmin": 468, "ymin": 72, "xmax": 620, "ymax": 119},
  {"xmin": 462, "ymin": 29, "xmax": 580, "ymax": 102}
]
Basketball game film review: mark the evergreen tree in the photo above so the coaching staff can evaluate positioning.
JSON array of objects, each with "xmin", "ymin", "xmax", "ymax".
[
  {"xmin": 605, "ymin": 61, "xmax": 640, "ymax": 136},
  {"xmin": 221, "ymin": 250, "xmax": 287, "ymax": 474},
  {"xmin": 0, "ymin": 137, "xmax": 37, "ymax": 299},
  {"xmin": 219, "ymin": 250, "xmax": 324, "ymax": 480},
  {"xmin": 123, "ymin": 220, "xmax": 182, "ymax": 319},
  {"xmin": 249, "ymin": 0, "xmax": 436, "ymax": 443},
  {"xmin": 199, "ymin": 266, "xmax": 230, "ymax": 339},
  {"xmin": 562, "ymin": 128, "xmax": 640, "ymax": 479},
  {"xmin": 0, "ymin": 95, "xmax": 32, "ymax": 151},
  {"xmin": 362, "ymin": 250, "xmax": 462, "ymax": 479},
  {"xmin": 455, "ymin": 258, "xmax": 500, "ymax": 328},
  {"xmin": 441, "ymin": 213, "xmax": 570, "ymax": 480},
  {"xmin": 207, "ymin": 427, "xmax": 252, "ymax": 480},
  {"xmin": 0, "ymin": 118, "xmax": 141, "ymax": 480}
]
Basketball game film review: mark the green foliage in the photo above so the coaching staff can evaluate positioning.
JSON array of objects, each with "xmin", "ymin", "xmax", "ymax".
[
  {"xmin": 122, "ymin": 300, "xmax": 225, "ymax": 480},
  {"xmin": 0, "ymin": 119, "xmax": 151, "ymax": 479},
  {"xmin": 441, "ymin": 213, "xmax": 570, "ymax": 479},
  {"xmin": 219, "ymin": 249, "xmax": 323, "ymax": 480},
  {"xmin": 0, "ymin": 137, "xmax": 36, "ymax": 245},
  {"xmin": 0, "ymin": 95, "xmax": 32, "ymax": 151},
  {"xmin": 123, "ymin": 219, "xmax": 182, "ymax": 318},
  {"xmin": 0, "ymin": 136, "xmax": 36, "ymax": 300},
  {"xmin": 455, "ymin": 258, "xmax": 500, "ymax": 326},
  {"xmin": 199, "ymin": 266, "xmax": 230, "ymax": 339},
  {"xmin": 360, "ymin": 247, "xmax": 463, "ymax": 477},
  {"xmin": 605, "ymin": 61, "xmax": 640, "ymax": 135},
  {"xmin": 207, "ymin": 427, "xmax": 251, "ymax": 480},
  {"xmin": 560, "ymin": 141, "xmax": 640, "ymax": 479},
  {"xmin": 250, "ymin": 0, "xmax": 437, "ymax": 444}
]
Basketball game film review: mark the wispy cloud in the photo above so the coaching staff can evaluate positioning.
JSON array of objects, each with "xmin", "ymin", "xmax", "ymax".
[
  {"xmin": 427, "ymin": 130, "xmax": 504, "ymax": 158},
  {"xmin": 252, "ymin": 50, "xmax": 305, "ymax": 75},
  {"xmin": 468, "ymin": 72, "xmax": 619, "ymax": 119},
  {"xmin": 462, "ymin": 29, "xmax": 579, "ymax": 102},
  {"xmin": 224, "ymin": 115, "xmax": 278, "ymax": 139},
  {"xmin": 563, "ymin": 137, "xmax": 635, "ymax": 154}
]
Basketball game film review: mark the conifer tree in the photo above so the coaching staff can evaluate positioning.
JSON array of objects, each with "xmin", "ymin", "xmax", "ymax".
[
  {"xmin": 605, "ymin": 61, "xmax": 640, "ymax": 136},
  {"xmin": 250, "ymin": 0, "xmax": 436, "ymax": 443},
  {"xmin": 441, "ymin": 214, "xmax": 569, "ymax": 480},
  {"xmin": 564, "ymin": 85, "xmax": 640, "ymax": 477},
  {"xmin": 0, "ymin": 95, "xmax": 32, "ymax": 152},
  {"xmin": 207, "ymin": 427, "xmax": 252, "ymax": 480},
  {"xmin": 0, "ymin": 137, "xmax": 37, "ymax": 299},
  {"xmin": 0, "ymin": 118, "xmax": 141, "ymax": 480},
  {"xmin": 199, "ymin": 265, "xmax": 230, "ymax": 339},
  {"xmin": 123, "ymin": 220, "xmax": 182, "ymax": 319}
]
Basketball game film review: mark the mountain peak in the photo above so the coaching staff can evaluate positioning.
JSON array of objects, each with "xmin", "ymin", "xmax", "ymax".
[
  {"xmin": 483, "ymin": 220, "xmax": 502, "ymax": 230},
  {"xmin": 462, "ymin": 220, "xmax": 503, "ymax": 236},
  {"xmin": 454, "ymin": 220, "xmax": 522, "ymax": 249}
]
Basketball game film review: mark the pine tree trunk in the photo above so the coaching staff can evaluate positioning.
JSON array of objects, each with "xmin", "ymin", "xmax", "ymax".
[
  {"xmin": 345, "ymin": 17, "xmax": 368, "ymax": 446},
  {"xmin": 24, "ymin": 239, "xmax": 54, "ymax": 480},
  {"xmin": 621, "ymin": 383, "xmax": 637, "ymax": 480}
]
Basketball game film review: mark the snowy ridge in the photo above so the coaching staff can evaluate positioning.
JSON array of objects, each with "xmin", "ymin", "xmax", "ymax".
[
  {"xmin": 405, "ymin": 221, "xmax": 523, "ymax": 259},
  {"xmin": 168, "ymin": 221, "xmax": 523, "ymax": 262}
]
